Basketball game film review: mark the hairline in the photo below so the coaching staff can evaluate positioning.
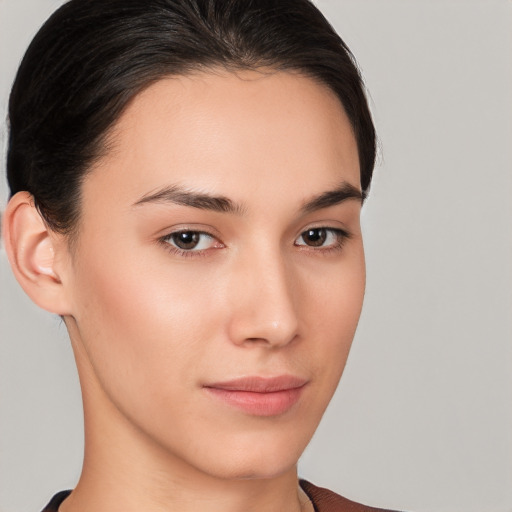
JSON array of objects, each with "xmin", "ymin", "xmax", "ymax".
[{"xmin": 60, "ymin": 64, "xmax": 361, "ymax": 253}]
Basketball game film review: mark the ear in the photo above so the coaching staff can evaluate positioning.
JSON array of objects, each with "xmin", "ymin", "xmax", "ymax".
[{"xmin": 2, "ymin": 191, "xmax": 72, "ymax": 315}]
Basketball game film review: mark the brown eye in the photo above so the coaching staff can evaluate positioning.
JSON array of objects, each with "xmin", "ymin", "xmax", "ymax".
[
  {"xmin": 161, "ymin": 230, "xmax": 223, "ymax": 255},
  {"xmin": 300, "ymin": 228, "xmax": 327, "ymax": 247},
  {"xmin": 170, "ymin": 231, "xmax": 202, "ymax": 250},
  {"xmin": 295, "ymin": 227, "xmax": 349, "ymax": 250}
]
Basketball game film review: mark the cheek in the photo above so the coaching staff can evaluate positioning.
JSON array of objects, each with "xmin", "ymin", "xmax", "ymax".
[
  {"xmin": 300, "ymin": 245, "xmax": 366, "ymax": 380},
  {"xmin": 69, "ymin": 243, "xmax": 224, "ymax": 405}
]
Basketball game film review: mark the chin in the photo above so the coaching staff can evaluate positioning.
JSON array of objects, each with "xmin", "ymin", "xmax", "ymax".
[
  {"xmin": 205, "ymin": 455, "xmax": 299, "ymax": 482},
  {"xmin": 184, "ymin": 429, "xmax": 309, "ymax": 482}
]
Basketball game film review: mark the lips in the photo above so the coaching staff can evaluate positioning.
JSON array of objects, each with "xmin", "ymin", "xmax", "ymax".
[{"xmin": 203, "ymin": 376, "xmax": 308, "ymax": 416}]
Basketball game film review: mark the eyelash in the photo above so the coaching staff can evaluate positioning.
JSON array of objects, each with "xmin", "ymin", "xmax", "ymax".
[
  {"xmin": 158, "ymin": 230, "xmax": 221, "ymax": 258},
  {"xmin": 158, "ymin": 227, "xmax": 351, "ymax": 258},
  {"xmin": 295, "ymin": 227, "xmax": 351, "ymax": 255}
]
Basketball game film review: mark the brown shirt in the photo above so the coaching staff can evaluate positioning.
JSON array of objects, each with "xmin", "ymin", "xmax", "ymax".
[
  {"xmin": 41, "ymin": 481, "xmax": 400, "ymax": 512},
  {"xmin": 300, "ymin": 480, "xmax": 400, "ymax": 512}
]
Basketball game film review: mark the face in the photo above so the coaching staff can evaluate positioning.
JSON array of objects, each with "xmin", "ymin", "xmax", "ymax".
[{"xmin": 62, "ymin": 70, "xmax": 365, "ymax": 481}]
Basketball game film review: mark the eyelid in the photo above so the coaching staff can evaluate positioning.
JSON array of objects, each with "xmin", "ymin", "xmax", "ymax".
[
  {"xmin": 158, "ymin": 227, "xmax": 225, "ymax": 256},
  {"xmin": 294, "ymin": 226, "xmax": 352, "ymax": 250},
  {"xmin": 295, "ymin": 222, "xmax": 351, "ymax": 239},
  {"xmin": 154, "ymin": 222, "xmax": 223, "ymax": 239}
]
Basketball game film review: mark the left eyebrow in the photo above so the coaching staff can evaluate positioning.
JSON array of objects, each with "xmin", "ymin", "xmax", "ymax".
[{"xmin": 301, "ymin": 182, "xmax": 364, "ymax": 213}]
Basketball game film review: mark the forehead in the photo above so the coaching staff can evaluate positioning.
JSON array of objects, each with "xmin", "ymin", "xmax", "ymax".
[{"xmin": 84, "ymin": 69, "xmax": 360, "ymax": 210}]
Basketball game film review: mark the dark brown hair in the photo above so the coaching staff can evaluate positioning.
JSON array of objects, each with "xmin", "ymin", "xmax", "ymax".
[{"xmin": 7, "ymin": 0, "xmax": 376, "ymax": 236}]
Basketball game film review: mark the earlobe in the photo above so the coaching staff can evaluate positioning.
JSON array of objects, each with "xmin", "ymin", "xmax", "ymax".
[{"xmin": 2, "ymin": 191, "xmax": 72, "ymax": 315}]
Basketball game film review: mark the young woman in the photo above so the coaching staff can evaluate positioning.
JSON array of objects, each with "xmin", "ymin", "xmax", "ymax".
[{"xmin": 3, "ymin": 1, "xmax": 398, "ymax": 511}]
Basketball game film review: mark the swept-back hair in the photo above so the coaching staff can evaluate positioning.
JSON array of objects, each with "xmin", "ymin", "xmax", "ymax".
[{"xmin": 7, "ymin": 0, "xmax": 376, "ymax": 236}]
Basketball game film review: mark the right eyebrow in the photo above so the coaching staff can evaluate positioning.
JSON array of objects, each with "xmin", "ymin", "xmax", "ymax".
[
  {"xmin": 132, "ymin": 184, "xmax": 246, "ymax": 215},
  {"xmin": 300, "ymin": 181, "xmax": 364, "ymax": 213}
]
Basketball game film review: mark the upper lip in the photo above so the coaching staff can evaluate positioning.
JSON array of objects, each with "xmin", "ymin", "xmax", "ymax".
[{"xmin": 204, "ymin": 375, "xmax": 308, "ymax": 393}]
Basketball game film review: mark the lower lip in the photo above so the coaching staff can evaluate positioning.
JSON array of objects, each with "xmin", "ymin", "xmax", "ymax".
[{"xmin": 204, "ymin": 386, "xmax": 305, "ymax": 416}]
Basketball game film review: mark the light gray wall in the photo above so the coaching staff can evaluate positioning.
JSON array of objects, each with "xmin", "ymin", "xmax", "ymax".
[{"xmin": 1, "ymin": 1, "xmax": 511, "ymax": 511}]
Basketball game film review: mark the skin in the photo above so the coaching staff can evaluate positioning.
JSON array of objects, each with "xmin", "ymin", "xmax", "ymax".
[{"xmin": 4, "ymin": 70, "xmax": 365, "ymax": 512}]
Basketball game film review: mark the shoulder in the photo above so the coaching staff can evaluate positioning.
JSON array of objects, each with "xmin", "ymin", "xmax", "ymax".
[
  {"xmin": 300, "ymin": 480, "xmax": 402, "ymax": 512},
  {"xmin": 40, "ymin": 491, "xmax": 71, "ymax": 512}
]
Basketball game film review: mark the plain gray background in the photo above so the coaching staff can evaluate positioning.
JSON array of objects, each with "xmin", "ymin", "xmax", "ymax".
[{"xmin": 1, "ymin": 1, "xmax": 511, "ymax": 511}]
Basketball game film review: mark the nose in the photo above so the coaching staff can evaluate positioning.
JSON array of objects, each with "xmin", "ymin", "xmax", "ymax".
[{"xmin": 226, "ymin": 247, "xmax": 300, "ymax": 349}]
